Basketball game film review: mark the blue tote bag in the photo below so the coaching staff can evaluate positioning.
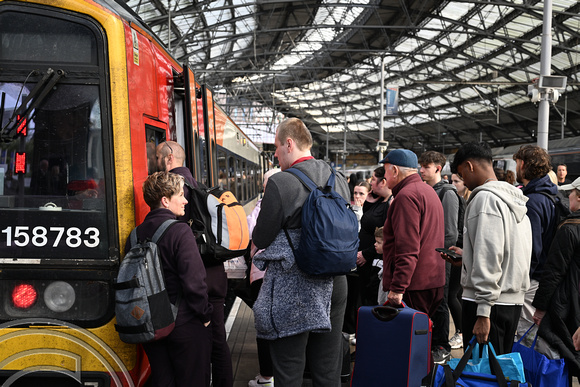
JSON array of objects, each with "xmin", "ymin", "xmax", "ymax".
[
  {"xmin": 512, "ymin": 325, "xmax": 568, "ymax": 387},
  {"xmin": 446, "ymin": 339, "xmax": 525, "ymax": 382},
  {"xmin": 432, "ymin": 337, "xmax": 528, "ymax": 387}
]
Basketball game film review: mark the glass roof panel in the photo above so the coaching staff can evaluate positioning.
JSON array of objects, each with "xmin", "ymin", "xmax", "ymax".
[{"xmin": 125, "ymin": 0, "xmax": 580, "ymax": 153}]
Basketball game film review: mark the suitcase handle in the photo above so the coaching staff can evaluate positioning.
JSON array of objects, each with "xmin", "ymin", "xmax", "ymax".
[{"xmin": 371, "ymin": 306, "xmax": 400, "ymax": 322}]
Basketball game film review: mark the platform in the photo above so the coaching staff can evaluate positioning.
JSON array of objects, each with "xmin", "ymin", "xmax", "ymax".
[{"xmin": 226, "ymin": 297, "xmax": 579, "ymax": 387}]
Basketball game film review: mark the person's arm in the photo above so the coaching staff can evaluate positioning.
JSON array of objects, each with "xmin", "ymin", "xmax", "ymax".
[
  {"xmin": 526, "ymin": 202, "xmax": 544, "ymax": 276},
  {"xmin": 174, "ymin": 225, "xmax": 213, "ymax": 323},
  {"xmin": 246, "ymin": 200, "xmax": 261, "ymax": 236},
  {"xmin": 252, "ymin": 180, "xmax": 285, "ymax": 249},
  {"xmin": 352, "ymin": 205, "xmax": 363, "ymax": 224},
  {"xmin": 573, "ymin": 327, "xmax": 580, "ymax": 351},
  {"xmin": 388, "ymin": 194, "xmax": 422, "ymax": 294},
  {"xmin": 532, "ymin": 224, "xmax": 576, "ymax": 312},
  {"xmin": 468, "ymin": 210, "xmax": 505, "ymax": 319}
]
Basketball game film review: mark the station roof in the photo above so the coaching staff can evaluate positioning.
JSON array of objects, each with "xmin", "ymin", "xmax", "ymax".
[{"xmin": 123, "ymin": 0, "xmax": 580, "ymax": 157}]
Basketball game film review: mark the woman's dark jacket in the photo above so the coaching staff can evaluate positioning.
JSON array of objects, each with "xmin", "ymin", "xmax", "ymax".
[
  {"xmin": 359, "ymin": 198, "xmax": 390, "ymax": 260},
  {"xmin": 125, "ymin": 208, "xmax": 213, "ymax": 326},
  {"xmin": 532, "ymin": 210, "xmax": 580, "ymax": 375}
]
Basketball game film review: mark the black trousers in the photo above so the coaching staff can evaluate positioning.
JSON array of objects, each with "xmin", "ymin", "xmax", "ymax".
[
  {"xmin": 251, "ymin": 278, "xmax": 274, "ymax": 377},
  {"xmin": 462, "ymin": 300, "xmax": 522, "ymax": 355},
  {"xmin": 431, "ymin": 262, "xmax": 452, "ymax": 351},
  {"xmin": 144, "ymin": 317, "xmax": 212, "ymax": 387},
  {"xmin": 206, "ymin": 265, "xmax": 234, "ymax": 387},
  {"xmin": 448, "ymin": 264, "xmax": 463, "ymax": 332}
]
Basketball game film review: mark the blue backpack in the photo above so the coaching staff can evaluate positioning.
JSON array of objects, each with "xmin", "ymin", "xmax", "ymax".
[{"xmin": 283, "ymin": 167, "xmax": 359, "ymax": 276}]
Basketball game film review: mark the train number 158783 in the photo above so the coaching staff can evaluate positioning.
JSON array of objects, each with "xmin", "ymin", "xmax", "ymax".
[{"xmin": 1, "ymin": 226, "xmax": 100, "ymax": 248}]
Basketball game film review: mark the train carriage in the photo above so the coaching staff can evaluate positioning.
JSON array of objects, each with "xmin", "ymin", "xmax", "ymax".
[{"xmin": 0, "ymin": 0, "xmax": 263, "ymax": 385}]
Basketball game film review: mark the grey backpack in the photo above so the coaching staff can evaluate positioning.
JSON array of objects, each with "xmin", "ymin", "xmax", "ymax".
[{"xmin": 114, "ymin": 219, "xmax": 180, "ymax": 344}]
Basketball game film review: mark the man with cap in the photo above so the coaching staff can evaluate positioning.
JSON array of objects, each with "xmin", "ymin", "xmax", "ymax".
[{"xmin": 381, "ymin": 149, "xmax": 446, "ymax": 326}]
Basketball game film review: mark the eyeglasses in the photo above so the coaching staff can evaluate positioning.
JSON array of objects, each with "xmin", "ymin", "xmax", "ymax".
[{"xmin": 164, "ymin": 142, "xmax": 173, "ymax": 155}]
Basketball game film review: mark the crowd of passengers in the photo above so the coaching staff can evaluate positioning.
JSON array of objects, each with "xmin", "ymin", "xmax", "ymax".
[{"xmin": 133, "ymin": 118, "xmax": 580, "ymax": 387}]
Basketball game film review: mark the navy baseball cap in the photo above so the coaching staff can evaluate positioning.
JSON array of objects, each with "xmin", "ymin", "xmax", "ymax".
[{"xmin": 379, "ymin": 149, "xmax": 418, "ymax": 168}]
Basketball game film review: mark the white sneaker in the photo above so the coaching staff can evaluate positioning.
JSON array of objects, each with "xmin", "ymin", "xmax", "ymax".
[
  {"xmin": 449, "ymin": 332, "xmax": 463, "ymax": 349},
  {"xmin": 248, "ymin": 374, "xmax": 274, "ymax": 387}
]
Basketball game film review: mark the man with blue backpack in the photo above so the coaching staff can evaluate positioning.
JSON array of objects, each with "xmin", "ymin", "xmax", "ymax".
[{"xmin": 251, "ymin": 117, "xmax": 357, "ymax": 387}]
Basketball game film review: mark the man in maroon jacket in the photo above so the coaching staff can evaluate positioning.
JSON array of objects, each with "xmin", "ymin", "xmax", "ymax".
[{"xmin": 381, "ymin": 149, "xmax": 445, "ymax": 319}]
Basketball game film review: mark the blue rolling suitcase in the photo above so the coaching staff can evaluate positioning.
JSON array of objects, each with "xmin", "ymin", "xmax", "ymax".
[{"xmin": 351, "ymin": 303, "xmax": 432, "ymax": 387}]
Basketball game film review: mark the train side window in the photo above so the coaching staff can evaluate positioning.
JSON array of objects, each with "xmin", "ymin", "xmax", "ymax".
[
  {"xmin": 228, "ymin": 156, "xmax": 236, "ymax": 197},
  {"xmin": 236, "ymin": 158, "xmax": 243, "ymax": 201},
  {"xmin": 145, "ymin": 125, "xmax": 166, "ymax": 175},
  {"xmin": 193, "ymin": 131, "xmax": 202, "ymax": 180},
  {"xmin": 252, "ymin": 163, "xmax": 257, "ymax": 198},
  {"xmin": 248, "ymin": 164, "xmax": 254, "ymax": 199},
  {"xmin": 241, "ymin": 160, "xmax": 248, "ymax": 202},
  {"xmin": 199, "ymin": 138, "xmax": 208, "ymax": 186},
  {"xmin": 218, "ymin": 149, "xmax": 227, "ymax": 190},
  {"xmin": 174, "ymin": 95, "xmax": 186, "ymax": 151}
]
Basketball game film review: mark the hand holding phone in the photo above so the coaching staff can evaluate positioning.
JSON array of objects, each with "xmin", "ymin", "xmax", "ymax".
[{"xmin": 435, "ymin": 247, "xmax": 462, "ymax": 261}]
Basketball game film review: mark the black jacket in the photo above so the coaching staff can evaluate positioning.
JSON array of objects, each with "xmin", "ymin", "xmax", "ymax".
[
  {"xmin": 126, "ymin": 208, "xmax": 213, "ymax": 325},
  {"xmin": 532, "ymin": 210, "xmax": 580, "ymax": 375}
]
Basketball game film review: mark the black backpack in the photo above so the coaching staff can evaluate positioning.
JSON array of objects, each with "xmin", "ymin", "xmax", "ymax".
[
  {"xmin": 539, "ymin": 192, "xmax": 571, "ymax": 232},
  {"xmin": 437, "ymin": 184, "xmax": 466, "ymax": 248},
  {"xmin": 184, "ymin": 181, "xmax": 250, "ymax": 264}
]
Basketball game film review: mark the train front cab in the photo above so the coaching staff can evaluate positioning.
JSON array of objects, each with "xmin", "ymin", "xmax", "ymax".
[
  {"xmin": 0, "ymin": 1, "xmax": 262, "ymax": 385},
  {"xmin": 0, "ymin": 0, "xmax": 144, "ymax": 386}
]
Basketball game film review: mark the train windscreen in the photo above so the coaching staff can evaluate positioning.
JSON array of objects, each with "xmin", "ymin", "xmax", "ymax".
[{"xmin": 0, "ymin": 8, "xmax": 110, "ymax": 261}]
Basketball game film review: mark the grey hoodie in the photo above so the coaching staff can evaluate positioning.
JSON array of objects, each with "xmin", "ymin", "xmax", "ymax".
[{"xmin": 461, "ymin": 181, "xmax": 532, "ymax": 318}]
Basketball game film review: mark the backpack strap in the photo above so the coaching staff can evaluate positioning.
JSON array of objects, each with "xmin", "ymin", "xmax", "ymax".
[
  {"xmin": 285, "ymin": 167, "xmax": 318, "ymax": 192},
  {"xmin": 129, "ymin": 227, "xmax": 138, "ymax": 248},
  {"xmin": 539, "ymin": 191, "xmax": 557, "ymax": 204},
  {"xmin": 285, "ymin": 167, "xmax": 337, "ymax": 191},
  {"xmin": 151, "ymin": 219, "xmax": 179, "ymax": 244},
  {"xmin": 436, "ymin": 183, "xmax": 456, "ymax": 202},
  {"xmin": 283, "ymin": 167, "xmax": 328, "ymax": 259},
  {"xmin": 559, "ymin": 218, "xmax": 580, "ymax": 228},
  {"xmin": 151, "ymin": 219, "xmax": 182, "ymax": 307}
]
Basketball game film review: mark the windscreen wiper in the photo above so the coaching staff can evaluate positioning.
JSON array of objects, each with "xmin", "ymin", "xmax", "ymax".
[
  {"xmin": 0, "ymin": 92, "xmax": 5, "ymax": 131},
  {"xmin": 1, "ymin": 68, "xmax": 65, "ymax": 142}
]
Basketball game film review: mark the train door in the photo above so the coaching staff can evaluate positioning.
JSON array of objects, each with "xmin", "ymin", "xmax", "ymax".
[
  {"xmin": 201, "ymin": 86, "xmax": 218, "ymax": 187},
  {"xmin": 182, "ymin": 67, "xmax": 202, "ymax": 180}
]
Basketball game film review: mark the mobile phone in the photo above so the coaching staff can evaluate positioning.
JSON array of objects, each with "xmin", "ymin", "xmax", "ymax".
[{"xmin": 435, "ymin": 248, "xmax": 462, "ymax": 261}]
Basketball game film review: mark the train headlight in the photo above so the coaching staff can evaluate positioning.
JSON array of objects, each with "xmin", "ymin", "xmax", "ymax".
[
  {"xmin": 44, "ymin": 281, "xmax": 76, "ymax": 312},
  {"xmin": 12, "ymin": 284, "xmax": 37, "ymax": 309}
]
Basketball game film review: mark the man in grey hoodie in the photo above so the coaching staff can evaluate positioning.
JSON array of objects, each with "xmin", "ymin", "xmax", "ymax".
[{"xmin": 448, "ymin": 142, "xmax": 531, "ymax": 355}]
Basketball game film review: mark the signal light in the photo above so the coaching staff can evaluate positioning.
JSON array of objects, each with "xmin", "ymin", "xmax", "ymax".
[
  {"xmin": 14, "ymin": 152, "xmax": 26, "ymax": 174},
  {"xmin": 16, "ymin": 116, "xmax": 27, "ymax": 136},
  {"xmin": 12, "ymin": 284, "xmax": 37, "ymax": 309},
  {"xmin": 44, "ymin": 281, "xmax": 76, "ymax": 312}
]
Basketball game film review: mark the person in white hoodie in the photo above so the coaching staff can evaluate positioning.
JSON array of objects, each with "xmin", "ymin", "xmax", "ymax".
[{"xmin": 446, "ymin": 142, "xmax": 532, "ymax": 355}]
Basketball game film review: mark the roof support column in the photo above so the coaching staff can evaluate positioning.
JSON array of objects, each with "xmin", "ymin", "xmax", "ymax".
[
  {"xmin": 379, "ymin": 56, "xmax": 385, "ymax": 161},
  {"xmin": 537, "ymin": 0, "xmax": 552, "ymax": 150}
]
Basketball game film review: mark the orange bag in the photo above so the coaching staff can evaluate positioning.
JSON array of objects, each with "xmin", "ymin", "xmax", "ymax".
[{"xmin": 186, "ymin": 183, "xmax": 250, "ymax": 263}]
